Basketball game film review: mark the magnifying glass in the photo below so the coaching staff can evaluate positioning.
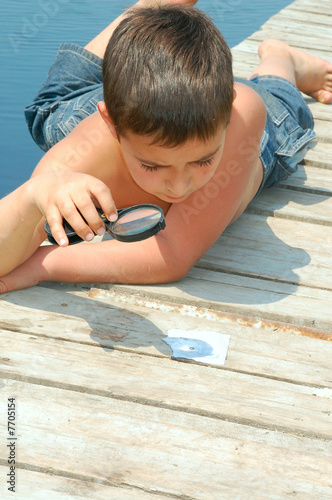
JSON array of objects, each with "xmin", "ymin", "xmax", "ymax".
[{"xmin": 44, "ymin": 204, "xmax": 166, "ymax": 245}]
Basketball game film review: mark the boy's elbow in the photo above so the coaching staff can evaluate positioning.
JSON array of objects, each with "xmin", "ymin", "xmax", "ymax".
[
  {"xmin": 163, "ymin": 260, "xmax": 191, "ymax": 283},
  {"xmin": 153, "ymin": 245, "xmax": 194, "ymax": 284}
]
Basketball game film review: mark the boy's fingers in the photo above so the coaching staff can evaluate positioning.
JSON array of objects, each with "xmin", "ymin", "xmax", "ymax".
[
  {"xmin": 74, "ymin": 199, "xmax": 107, "ymax": 238},
  {"xmin": 89, "ymin": 183, "xmax": 118, "ymax": 222},
  {"xmin": 45, "ymin": 178, "xmax": 117, "ymax": 245},
  {"xmin": 45, "ymin": 209, "xmax": 69, "ymax": 247},
  {"xmin": 58, "ymin": 207, "xmax": 95, "ymax": 244}
]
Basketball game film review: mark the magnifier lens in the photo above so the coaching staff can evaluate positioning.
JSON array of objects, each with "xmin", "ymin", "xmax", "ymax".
[
  {"xmin": 112, "ymin": 208, "xmax": 162, "ymax": 236},
  {"xmin": 44, "ymin": 204, "xmax": 165, "ymax": 245}
]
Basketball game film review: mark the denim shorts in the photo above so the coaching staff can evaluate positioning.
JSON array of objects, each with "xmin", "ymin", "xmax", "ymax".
[
  {"xmin": 25, "ymin": 43, "xmax": 317, "ymax": 191},
  {"xmin": 24, "ymin": 44, "xmax": 104, "ymax": 152},
  {"xmin": 235, "ymin": 76, "xmax": 316, "ymax": 193}
]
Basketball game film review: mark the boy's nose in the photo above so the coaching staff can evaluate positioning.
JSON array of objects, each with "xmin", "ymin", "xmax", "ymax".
[{"xmin": 166, "ymin": 174, "xmax": 190, "ymax": 197}]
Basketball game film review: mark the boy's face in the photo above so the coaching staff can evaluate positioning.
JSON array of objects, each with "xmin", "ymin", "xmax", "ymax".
[{"xmin": 118, "ymin": 126, "xmax": 227, "ymax": 203}]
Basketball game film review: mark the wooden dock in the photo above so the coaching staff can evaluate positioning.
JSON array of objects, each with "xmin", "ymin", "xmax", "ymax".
[{"xmin": 1, "ymin": 0, "xmax": 331, "ymax": 498}]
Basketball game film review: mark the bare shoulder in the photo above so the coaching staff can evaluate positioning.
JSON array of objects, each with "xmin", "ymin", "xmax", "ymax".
[
  {"xmin": 232, "ymin": 81, "xmax": 266, "ymax": 130},
  {"xmin": 32, "ymin": 112, "xmax": 119, "ymax": 181},
  {"xmin": 222, "ymin": 80, "xmax": 266, "ymax": 180}
]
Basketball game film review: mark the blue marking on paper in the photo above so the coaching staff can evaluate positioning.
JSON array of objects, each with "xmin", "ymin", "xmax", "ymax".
[{"xmin": 164, "ymin": 329, "xmax": 230, "ymax": 366}]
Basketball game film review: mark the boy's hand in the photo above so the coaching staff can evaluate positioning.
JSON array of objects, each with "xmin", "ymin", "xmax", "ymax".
[{"xmin": 31, "ymin": 171, "xmax": 117, "ymax": 247}]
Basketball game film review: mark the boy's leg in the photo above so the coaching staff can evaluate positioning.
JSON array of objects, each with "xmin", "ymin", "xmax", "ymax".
[
  {"xmin": 84, "ymin": 0, "xmax": 198, "ymax": 59},
  {"xmin": 25, "ymin": 0, "xmax": 199, "ymax": 150},
  {"xmin": 249, "ymin": 39, "xmax": 332, "ymax": 104},
  {"xmin": 84, "ymin": 6, "xmax": 131, "ymax": 58}
]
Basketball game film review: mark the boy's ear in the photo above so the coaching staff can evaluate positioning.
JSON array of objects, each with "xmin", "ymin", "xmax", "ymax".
[
  {"xmin": 97, "ymin": 101, "xmax": 118, "ymax": 140},
  {"xmin": 233, "ymin": 88, "xmax": 237, "ymax": 102}
]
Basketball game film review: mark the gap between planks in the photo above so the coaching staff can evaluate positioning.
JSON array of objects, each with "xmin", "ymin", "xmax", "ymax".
[
  {"xmin": 0, "ymin": 465, "xmax": 171, "ymax": 500},
  {"xmin": 2, "ymin": 283, "xmax": 332, "ymax": 383},
  {"xmin": 1, "ymin": 379, "xmax": 332, "ymax": 500},
  {"xmin": 1, "ymin": 293, "xmax": 332, "ymax": 438}
]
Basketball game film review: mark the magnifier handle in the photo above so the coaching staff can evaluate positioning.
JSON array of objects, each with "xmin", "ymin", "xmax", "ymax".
[
  {"xmin": 44, "ymin": 208, "xmax": 115, "ymax": 245},
  {"xmin": 96, "ymin": 208, "xmax": 124, "ymax": 223},
  {"xmin": 44, "ymin": 219, "xmax": 84, "ymax": 245},
  {"xmin": 44, "ymin": 205, "xmax": 165, "ymax": 245}
]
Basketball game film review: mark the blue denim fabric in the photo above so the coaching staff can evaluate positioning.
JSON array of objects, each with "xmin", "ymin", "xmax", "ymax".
[
  {"xmin": 25, "ymin": 44, "xmax": 317, "ymax": 192},
  {"xmin": 236, "ymin": 76, "xmax": 316, "ymax": 193},
  {"xmin": 24, "ymin": 43, "xmax": 104, "ymax": 151}
]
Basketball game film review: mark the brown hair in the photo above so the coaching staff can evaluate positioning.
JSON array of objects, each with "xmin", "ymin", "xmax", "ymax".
[{"xmin": 102, "ymin": 6, "xmax": 233, "ymax": 147}]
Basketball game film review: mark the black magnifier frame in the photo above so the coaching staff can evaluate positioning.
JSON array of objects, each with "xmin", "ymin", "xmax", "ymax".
[{"xmin": 44, "ymin": 204, "xmax": 166, "ymax": 245}]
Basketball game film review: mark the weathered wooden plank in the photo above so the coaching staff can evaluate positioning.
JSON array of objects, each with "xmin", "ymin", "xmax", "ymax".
[
  {"xmin": 280, "ymin": 165, "xmax": 332, "ymax": 194},
  {"xmin": 2, "ymin": 285, "xmax": 332, "ymax": 384},
  {"xmin": 306, "ymin": 99, "xmax": 332, "ymax": 122},
  {"xmin": 247, "ymin": 187, "xmax": 332, "ymax": 225},
  {"xmin": 222, "ymin": 212, "xmax": 332, "ymax": 257},
  {"xmin": 3, "ymin": 252, "xmax": 332, "ymax": 332},
  {"xmin": 263, "ymin": 18, "xmax": 332, "ymax": 39},
  {"xmin": 200, "ymin": 212, "xmax": 332, "ymax": 289},
  {"xmin": 292, "ymin": 0, "xmax": 332, "ymax": 3},
  {"xmin": 232, "ymin": 44, "xmax": 329, "ymax": 64},
  {"xmin": 1, "ymin": 379, "xmax": 332, "ymax": 500},
  {"xmin": 0, "ymin": 466, "xmax": 161, "ymax": 500},
  {"xmin": 304, "ymin": 142, "xmax": 332, "ymax": 166},
  {"xmin": 312, "ymin": 120, "xmax": 332, "ymax": 144},
  {"xmin": 116, "ymin": 266, "xmax": 332, "ymax": 331},
  {"xmin": 296, "ymin": 0, "xmax": 332, "ymax": 8},
  {"xmin": 276, "ymin": 8, "xmax": 332, "ymax": 27},
  {"xmin": 290, "ymin": 0, "xmax": 332, "ymax": 5},
  {"xmin": 264, "ymin": 10, "xmax": 332, "ymax": 35},
  {"xmin": 247, "ymin": 28, "xmax": 332, "ymax": 53},
  {"xmin": 1, "ymin": 329, "xmax": 332, "ymax": 436},
  {"xmin": 280, "ymin": 1, "xmax": 332, "ymax": 16},
  {"xmin": 232, "ymin": 39, "xmax": 330, "ymax": 61},
  {"xmin": 232, "ymin": 61, "xmax": 262, "ymax": 77},
  {"xmin": 232, "ymin": 49, "xmax": 259, "ymax": 66}
]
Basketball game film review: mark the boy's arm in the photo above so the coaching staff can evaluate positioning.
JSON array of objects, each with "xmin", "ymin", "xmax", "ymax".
[
  {"xmin": 0, "ymin": 85, "xmax": 266, "ymax": 291},
  {"xmin": 0, "ymin": 180, "xmax": 46, "ymax": 278},
  {"xmin": 0, "ymin": 171, "xmax": 117, "ymax": 278}
]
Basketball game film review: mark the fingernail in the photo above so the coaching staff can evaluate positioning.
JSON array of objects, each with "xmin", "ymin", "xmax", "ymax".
[
  {"xmin": 96, "ymin": 227, "xmax": 106, "ymax": 236},
  {"xmin": 59, "ymin": 239, "xmax": 67, "ymax": 247},
  {"xmin": 108, "ymin": 213, "xmax": 118, "ymax": 222},
  {"xmin": 86, "ymin": 233, "xmax": 94, "ymax": 242}
]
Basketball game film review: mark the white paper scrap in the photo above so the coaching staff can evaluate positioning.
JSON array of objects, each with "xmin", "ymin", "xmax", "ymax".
[
  {"xmin": 312, "ymin": 388, "xmax": 332, "ymax": 399},
  {"xmin": 164, "ymin": 329, "xmax": 230, "ymax": 366}
]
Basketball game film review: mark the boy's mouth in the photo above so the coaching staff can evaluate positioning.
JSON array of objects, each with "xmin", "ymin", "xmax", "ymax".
[{"xmin": 165, "ymin": 194, "xmax": 188, "ymax": 201}]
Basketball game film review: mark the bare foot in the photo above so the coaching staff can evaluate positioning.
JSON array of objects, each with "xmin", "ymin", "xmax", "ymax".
[{"xmin": 259, "ymin": 39, "xmax": 332, "ymax": 104}]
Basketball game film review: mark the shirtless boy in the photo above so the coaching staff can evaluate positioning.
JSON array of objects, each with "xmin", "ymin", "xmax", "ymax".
[{"xmin": 0, "ymin": 0, "xmax": 331, "ymax": 293}]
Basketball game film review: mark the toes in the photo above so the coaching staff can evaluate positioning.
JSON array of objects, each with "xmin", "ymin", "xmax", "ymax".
[
  {"xmin": 326, "ymin": 77, "xmax": 332, "ymax": 90},
  {"xmin": 309, "ymin": 90, "xmax": 332, "ymax": 104},
  {"xmin": 322, "ymin": 91, "xmax": 332, "ymax": 104}
]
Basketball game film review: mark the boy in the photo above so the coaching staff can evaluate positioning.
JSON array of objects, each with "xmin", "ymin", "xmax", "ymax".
[{"xmin": 0, "ymin": 1, "xmax": 331, "ymax": 293}]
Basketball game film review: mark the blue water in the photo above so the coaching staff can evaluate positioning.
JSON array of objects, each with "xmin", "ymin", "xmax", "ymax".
[{"xmin": 0, "ymin": 0, "xmax": 291, "ymax": 198}]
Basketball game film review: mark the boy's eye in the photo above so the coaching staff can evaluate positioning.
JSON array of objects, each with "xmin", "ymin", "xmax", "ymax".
[
  {"xmin": 140, "ymin": 156, "xmax": 214, "ymax": 172},
  {"xmin": 140, "ymin": 163, "xmax": 160, "ymax": 172},
  {"xmin": 197, "ymin": 157, "xmax": 214, "ymax": 167}
]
